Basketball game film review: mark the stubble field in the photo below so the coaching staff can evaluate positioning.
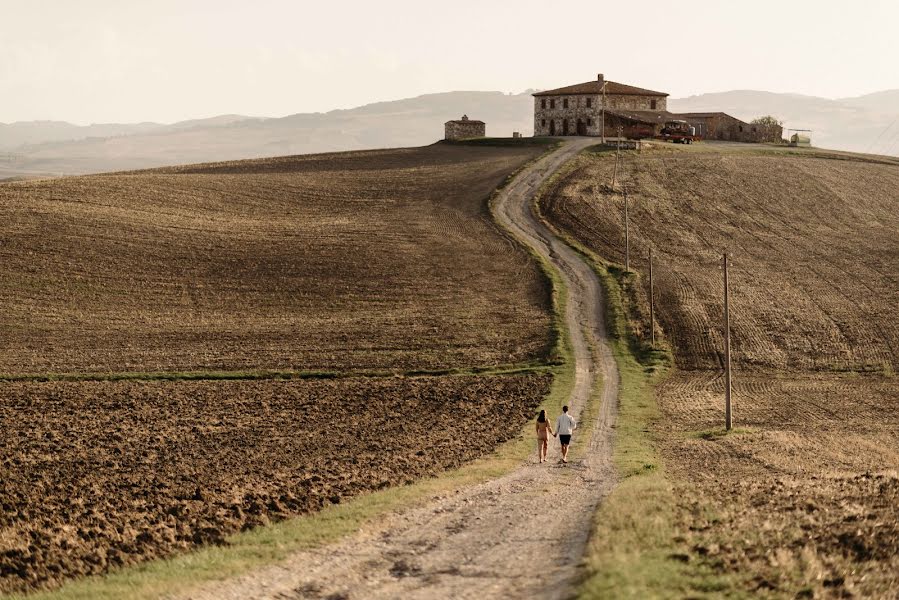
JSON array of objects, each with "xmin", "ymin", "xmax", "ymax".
[
  {"xmin": 541, "ymin": 145, "xmax": 899, "ymax": 597},
  {"xmin": 0, "ymin": 142, "xmax": 556, "ymax": 593}
]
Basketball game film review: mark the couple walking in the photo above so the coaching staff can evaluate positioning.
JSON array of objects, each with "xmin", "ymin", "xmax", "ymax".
[{"xmin": 535, "ymin": 406, "xmax": 577, "ymax": 463}]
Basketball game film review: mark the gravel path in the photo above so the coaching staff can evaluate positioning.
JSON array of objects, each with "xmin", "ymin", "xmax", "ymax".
[{"xmin": 178, "ymin": 138, "xmax": 618, "ymax": 600}]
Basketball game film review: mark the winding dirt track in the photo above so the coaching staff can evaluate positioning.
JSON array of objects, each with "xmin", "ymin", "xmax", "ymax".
[{"xmin": 181, "ymin": 138, "xmax": 617, "ymax": 600}]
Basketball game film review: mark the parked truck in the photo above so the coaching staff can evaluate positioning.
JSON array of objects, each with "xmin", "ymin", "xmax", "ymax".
[{"xmin": 656, "ymin": 120, "xmax": 700, "ymax": 144}]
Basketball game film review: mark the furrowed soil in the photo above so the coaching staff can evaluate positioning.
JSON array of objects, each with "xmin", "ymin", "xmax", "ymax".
[
  {"xmin": 541, "ymin": 144, "xmax": 899, "ymax": 598},
  {"xmin": 0, "ymin": 144, "xmax": 551, "ymax": 375},
  {"xmin": 0, "ymin": 374, "xmax": 550, "ymax": 593}
]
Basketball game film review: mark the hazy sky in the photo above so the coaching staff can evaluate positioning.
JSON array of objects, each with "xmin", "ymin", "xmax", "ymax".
[{"xmin": 2, "ymin": 0, "xmax": 897, "ymax": 124}]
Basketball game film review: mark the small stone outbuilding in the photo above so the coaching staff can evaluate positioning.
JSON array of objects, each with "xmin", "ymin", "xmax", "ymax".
[{"xmin": 445, "ymin": 115, "xmax": 486, "ymax": 140}]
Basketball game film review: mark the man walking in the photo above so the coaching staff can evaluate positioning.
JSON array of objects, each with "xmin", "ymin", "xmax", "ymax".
[{"xmin": 555, "ymin": 405, "xmax": 577, "ymax": 463}]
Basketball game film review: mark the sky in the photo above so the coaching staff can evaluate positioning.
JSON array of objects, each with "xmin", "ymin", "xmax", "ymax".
[{"xmin": 2, "ymin": 0, "xmax": 897, "ymax": 125}]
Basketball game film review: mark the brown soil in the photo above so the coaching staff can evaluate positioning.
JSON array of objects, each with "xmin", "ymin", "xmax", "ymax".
[
  {"xmin": 541, "ymin": 145, "xmax": 899, "ymax": 598},
  {"xmin": 0, "ymin": 374, "xmax": 550, "ymax": 593},
  {"xmin": 0, "ymin": 144, "xmax": 551, "ymax": 375}
]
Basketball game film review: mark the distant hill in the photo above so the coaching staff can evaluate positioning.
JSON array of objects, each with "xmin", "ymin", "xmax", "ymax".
[{"xmin": 2, "ymin": 89, "xmax": 897, "ymax": 178}]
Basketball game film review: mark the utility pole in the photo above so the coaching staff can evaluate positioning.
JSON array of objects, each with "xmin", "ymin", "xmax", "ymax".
[
  {"xmin": 648, "ymin": 248, "xmax": 655, "ymax": 347},
  {"xmin": 601, "ymin": 80, "xmax": 607, "ymax": 144},
  {"xmin": 623, "ymin": 184, "xmax": 630, "ymax": 272},
  {"xmin": 611, "ymin": 125, "xmax": 623, "ymax": 189},
  {"xmin": 723, "ymin": 252, "xmax": 732, "ymax": 431}
]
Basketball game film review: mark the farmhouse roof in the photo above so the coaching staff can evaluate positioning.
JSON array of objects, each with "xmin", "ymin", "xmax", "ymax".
[{"xmin": 533, "ymin": 80, "xmax": 669, "ymax": 97}]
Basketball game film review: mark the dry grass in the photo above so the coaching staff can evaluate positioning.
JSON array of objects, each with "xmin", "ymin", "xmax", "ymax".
[{"xmin": 0, "ymin": 144, "xmax": 551, "ymax": 375}]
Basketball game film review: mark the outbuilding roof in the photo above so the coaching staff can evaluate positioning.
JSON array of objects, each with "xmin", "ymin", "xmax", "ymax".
[
  {"xmin": 604, "ymin": 109, "xmax": 680, "ymax": 124},
  {"xmin": 677, "ymin": 112, "xmax": 754, "ymax": 126},
  {"xmin": 533, "ymin": 80, "xmax": 668, "ymax": 97},
  {"xmin": 445, "ymin": 119, "xmax": 485, "ymax": 124}
]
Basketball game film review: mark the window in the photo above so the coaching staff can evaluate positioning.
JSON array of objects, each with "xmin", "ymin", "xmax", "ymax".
[
  {"xmin": 739, "ymin": 125, "xmax": 744, "ymax": 132},
  {"xmin": 550, "ymin": 99, "xmax": 555, "ymax": 109},
  {"xmin": 541, "ymin": 119, "xmax": 546, "ymax": 127},
  {"xmin": 587, "ymin": 118, "xmax": 593, "ymax": 126},
  {"xmin": 563, "ymin": 98, "xmax": 569, "ymax": 109},
  {"xmin": 586, "ymin": 97, "xmax": 592, "ymax": 108},
  {"xmin": 752, "ymin": 127, "xmax": 757, "ymax": 132},
  {"xmin": 650, "ymin": 99, "xmax": 657, "ymax": 110},
  {"xmin": 541, "ymin": 99, "xmax": 546, "ymax": 109}
]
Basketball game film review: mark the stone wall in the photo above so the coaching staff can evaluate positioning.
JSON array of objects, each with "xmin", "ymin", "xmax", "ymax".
[
  {"xmin": 604, "ymin": 95, "xmax": 667, "ymax": 111},
  {"xmin": 684, "ymin": 114, "xmax": 782, "ymax": 143},
  {"xmin": 534, "ymin": 93, "xmax": 667, "ymax": 136},
  {"xmin": 533, "ymin": 94, "xmax": 602, "ymax": 136},
  {"xmin": 444, "ymin": 121, "xmax": 486, "ymax": 140}
]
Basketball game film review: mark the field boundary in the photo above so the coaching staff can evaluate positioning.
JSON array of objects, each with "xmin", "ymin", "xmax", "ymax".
[
  {"xmin": 0, "ymin": 362, "xmax": 558, "ymax": 384},
  {"xmin": 1, "ymin": 148, "xmax": 579, "ymax": 600}
]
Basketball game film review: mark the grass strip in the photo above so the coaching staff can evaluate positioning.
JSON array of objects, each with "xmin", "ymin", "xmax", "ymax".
[
  {"xmin": 530, "ymin": 159, "xmax": 739, "ymax": 598},
  {"xmin": 0, "ymin": 362, "xmax": 559, "ymax": 384}
]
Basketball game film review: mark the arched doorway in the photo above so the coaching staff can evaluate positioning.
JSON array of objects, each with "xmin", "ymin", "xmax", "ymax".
[
  {"xmin": 562, "ymin": 119, "xmax": 569, "ymax": 135},
  {"xmin": 549, "ymin": 120, "xmax": 556, "ymax": 135},
  {"xmin": 577, "ymin": 119, "xmax": 586, "ymax": 135}
]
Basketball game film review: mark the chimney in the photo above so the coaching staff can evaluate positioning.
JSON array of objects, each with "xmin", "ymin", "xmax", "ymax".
[{"xmin": 597, "ymin": 73, "xmax": 604, "ymax": 85}]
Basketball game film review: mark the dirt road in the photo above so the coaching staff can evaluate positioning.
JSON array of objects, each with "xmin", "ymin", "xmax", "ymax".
[{"xmin": 181, "ymin": 138, "xmax": 616, "ymax": 600}]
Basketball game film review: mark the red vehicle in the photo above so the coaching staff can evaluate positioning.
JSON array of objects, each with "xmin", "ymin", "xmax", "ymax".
[{"xmin": 656, "ymin": 120, "xmax": 700, "ymax": 144}]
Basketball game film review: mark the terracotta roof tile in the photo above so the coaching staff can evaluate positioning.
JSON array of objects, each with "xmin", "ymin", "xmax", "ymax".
[{"xmin": 533, "ymin": 80, "xmax": 668, "ymax": 97}]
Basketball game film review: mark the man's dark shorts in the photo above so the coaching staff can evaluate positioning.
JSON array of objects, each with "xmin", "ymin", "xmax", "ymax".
[{"xmin": 559, "ymin": 434, "xmax": 572, "ymax": 446}]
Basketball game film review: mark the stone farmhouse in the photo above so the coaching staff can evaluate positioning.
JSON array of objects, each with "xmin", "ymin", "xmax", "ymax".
[
  {"xmin": 445, "ymin": 115, "xmax": 486, "ymax": 140},
  {"xmin": 534, "ymin": 74, "xmax": 668, "ymax": 137},
  {"xmin": 533, "ymin": 74, "xmax": 781, "ymax": 143}
]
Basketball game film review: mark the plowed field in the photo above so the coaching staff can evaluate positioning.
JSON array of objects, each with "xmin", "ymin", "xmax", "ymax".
[
  {"xmin": 0, "ymin": 143, "xmax": 558, "ymax": 593},
  {"xmin": 0, "ymin": 374, "xmax": 550, "ymax": 593},
  {"xmin": 0, "ymin": 144, "xmax": 551, "ymax": 375},
  {"xmin": 541, "ymin": 145, "xmax": 899, "ymax": 597}
]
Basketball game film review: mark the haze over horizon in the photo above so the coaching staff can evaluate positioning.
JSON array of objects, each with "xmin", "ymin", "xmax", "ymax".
[{"xmin": 3, "ymin": 0, "xmax": 897, "ymax": 126}]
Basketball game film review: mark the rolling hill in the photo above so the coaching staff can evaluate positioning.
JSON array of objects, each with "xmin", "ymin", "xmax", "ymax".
[{"xmin": 1, "ymin": 88, "xmax": 897, "ymax": 179}]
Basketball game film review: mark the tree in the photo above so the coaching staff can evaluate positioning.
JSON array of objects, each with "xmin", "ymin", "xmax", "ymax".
[
  {"xmin": 751, "ymin": 115, "xmax": 784, "ymax": 143},
  {"xmin": 751, "ymin": 115, "xmax": 783, "ymax": 127}
]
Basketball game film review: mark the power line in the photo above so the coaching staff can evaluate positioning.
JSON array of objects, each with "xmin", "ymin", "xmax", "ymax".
[{"xmin": 865, "ymin": 115, "xmax": 897, "ymax": 155}]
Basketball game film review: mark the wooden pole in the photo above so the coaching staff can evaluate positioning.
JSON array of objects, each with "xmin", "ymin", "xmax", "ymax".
[
  {"xmin": 611, "ymin": 149, "xmax": 619, "ymax": 190},
  {"xmin": 611, "ymin": 126, "xmax": 623, "ymax": 189},
  {"xmin": 601, "ymin": 81, "xmax": 606, "ymax": 143},
  {"xmin": 623, "ymin": 186, "xmax": 630, "ymax": 272},
  {"xmin": 723, "ymin": 252, "xmax": 732, "ymax": 430},
  {"xmin": 649, "ymin": 248, "xmax": 655, "ymax": 347}
]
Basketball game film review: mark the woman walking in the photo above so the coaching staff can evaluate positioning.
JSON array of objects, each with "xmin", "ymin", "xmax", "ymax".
[{"xmin": 535, "ymin": 409, "xmax": 555, "ymax": 463}]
